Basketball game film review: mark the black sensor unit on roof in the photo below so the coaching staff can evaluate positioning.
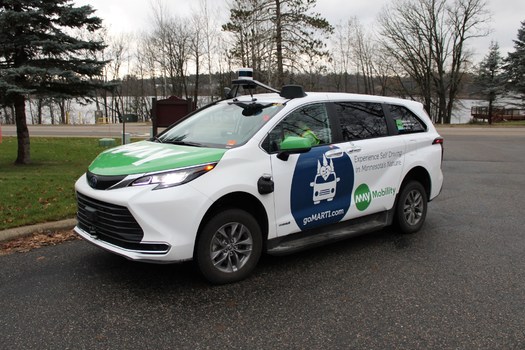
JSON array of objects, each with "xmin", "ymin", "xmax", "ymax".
[
  {"xmin": 238, "ymin": 69, "xmax": 253, "ymax": 79},
  {"xmin": 280, "ymin": 85, "xmax": 306, "ymax": 99}
]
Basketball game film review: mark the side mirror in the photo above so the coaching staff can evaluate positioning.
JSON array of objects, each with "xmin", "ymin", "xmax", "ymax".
[
  {"xmin": 224, "ymin": 87, "xmax": 232, "ymax": 99},
  {"xmin": 277, "ymin": 136, "xmax": 312, "ymax": 161}
]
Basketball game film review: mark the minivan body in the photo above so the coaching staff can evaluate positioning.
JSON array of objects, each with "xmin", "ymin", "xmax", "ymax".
[{"xmin": 75, "ymin": 88, "xmax": 443, "ymax": 284}]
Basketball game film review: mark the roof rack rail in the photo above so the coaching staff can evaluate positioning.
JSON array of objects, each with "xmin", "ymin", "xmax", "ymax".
[{"xmin": 226, "ymin": 78, "xmax": 280, "ymax": 99}]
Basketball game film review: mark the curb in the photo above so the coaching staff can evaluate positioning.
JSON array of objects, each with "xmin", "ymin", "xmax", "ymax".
[{"xmin": 0, "ymin": 218, "xmax": 77, "ymax": 243}]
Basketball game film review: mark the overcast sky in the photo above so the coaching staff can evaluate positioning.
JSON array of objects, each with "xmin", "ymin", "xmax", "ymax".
[{"xmin": 74, "ymin": 0, "xmax": 524, "ymax": 61}]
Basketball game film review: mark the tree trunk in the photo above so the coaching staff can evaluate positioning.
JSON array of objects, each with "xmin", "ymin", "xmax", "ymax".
[
  {"xmin": 50, "ymin": 102, "xmax": 55, "ymax": 125},
  {"xmin": 37, "ymin": 98, "xmax": 43, "ymax": 124},
  {"xmin": 14, "ymin": 94, "xmax": 31, "ymax": 165},
  {"xmin": 59, "ymin": 99, "xmax": 66, "ymax": 124},
  {"xmin": 103, "ymin": 91, "xmax": 109, "ymax": 123},
  {"xmin": 275, "ymin": 0, "xmax": 283, "ymax": 87},
  {"xmin": 194, "ymin": 53, "xmax": 200, "ymax": 105},
  {"xmin": 488, "ymin": 99, "xmax": 493, "ymax": 125}
]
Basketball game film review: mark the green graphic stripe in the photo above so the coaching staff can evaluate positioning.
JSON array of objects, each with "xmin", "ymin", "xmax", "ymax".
[{"xmin": 88, "ymin": 141, "xmax": 227, "ymax": 176}]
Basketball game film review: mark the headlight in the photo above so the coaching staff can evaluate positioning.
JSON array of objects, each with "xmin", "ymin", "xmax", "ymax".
[{"xmin": 130, "ymin": 163, "xmax": 216, "ymax": 190}]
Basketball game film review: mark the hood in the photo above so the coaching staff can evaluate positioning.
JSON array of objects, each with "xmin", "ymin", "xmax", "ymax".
[{"xmin": 88, "ymin": 141, "xmax": 227, "ymax": 176}]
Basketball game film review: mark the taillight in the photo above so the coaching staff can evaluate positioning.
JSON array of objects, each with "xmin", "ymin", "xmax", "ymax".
[{"xmin": 433, "ymin": 137, "xmax": 444, "ymax": 165}]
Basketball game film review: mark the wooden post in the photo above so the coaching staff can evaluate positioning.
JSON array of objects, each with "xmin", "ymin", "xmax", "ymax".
[{"xmin": 151, "ymin": 97, "xmax": 157, "ymax": 137}]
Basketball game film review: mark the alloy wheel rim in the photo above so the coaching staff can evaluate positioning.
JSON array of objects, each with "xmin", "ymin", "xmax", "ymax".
[
  {"xmin": 403, "ymin": 190, "xmax": 424, "ymax": 226},
  {"xmin": 210, "ymin": 222, "xmax": 253, "ymax": 273}
]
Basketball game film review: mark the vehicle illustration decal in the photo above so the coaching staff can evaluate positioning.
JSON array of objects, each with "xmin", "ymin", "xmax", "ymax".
[
  {"xmin": 290, "ymin": 146, "xmax": 354, "ymax": 230},
  {"xmin": 310, "ymin": 155, "xmax": 340, "ymax": 204}
]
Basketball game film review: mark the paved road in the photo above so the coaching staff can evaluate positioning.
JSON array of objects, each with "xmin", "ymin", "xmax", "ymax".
[{"xmin": 1, "ymin": 129, "xmax": 525, "ymax": 349}]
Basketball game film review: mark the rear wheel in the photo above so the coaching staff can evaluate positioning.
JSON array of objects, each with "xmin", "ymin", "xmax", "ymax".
[
  {"xmin": 196, "ymin": 209, "xmax": 262, "ymax": 284},
  {"xmin": 395, "ymin": 181, "xmax": 428, "ymax": 234}
]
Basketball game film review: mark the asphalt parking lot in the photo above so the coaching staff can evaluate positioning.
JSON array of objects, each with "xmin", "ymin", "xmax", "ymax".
[{"xmin": 0, "ymin": 127, "xmax": 524, "ymax": 349}]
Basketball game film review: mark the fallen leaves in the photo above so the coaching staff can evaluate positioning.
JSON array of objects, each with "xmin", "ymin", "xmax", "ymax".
[{"xmin": 0, "ymin": 229, "xmax": 79, "ymax": 256}]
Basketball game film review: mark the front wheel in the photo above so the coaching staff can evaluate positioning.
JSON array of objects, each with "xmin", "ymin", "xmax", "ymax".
[
  {"xmin": 196, "ymin": 209, "xmax": 262, "ymax": 284},
  {"xmin": 395, "ymin": 181, "xmax": 428, "ymax": 234}
]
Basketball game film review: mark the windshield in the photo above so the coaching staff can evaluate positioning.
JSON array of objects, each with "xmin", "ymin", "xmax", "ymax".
[{"xmin": 157, "ymin": 101, "xmax": 284, "ymax": 149}]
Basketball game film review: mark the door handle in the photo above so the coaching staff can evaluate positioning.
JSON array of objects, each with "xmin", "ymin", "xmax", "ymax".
[
  {"xmin": 325, "ymin": 149, "xmax": 344, "ymax": 158},
  {"xmin": 346, "ymin": 146, "xmax": 362, "ymax": 153}
]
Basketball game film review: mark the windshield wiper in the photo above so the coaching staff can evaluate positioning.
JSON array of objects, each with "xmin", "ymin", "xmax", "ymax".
[
  {"xmin": 150, "ymin": 136, "xmax": 163, "ymax": 143},
  {"xmin": 164, "ymin": 140, "xmax": 203, "ymax": 147}
]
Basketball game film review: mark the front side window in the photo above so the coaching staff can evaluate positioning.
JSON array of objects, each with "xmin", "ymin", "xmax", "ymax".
[
  {"xmin": 158, "ymin": 102, "xmax": 284, "ymax": 149},
  {"xmin": 389, "ymin": 105, "xmax": 427, "ymax": 134},
  {"xmin": 335, "ymin": 102, "xmax": 388, "ymax": 141},
  {"xmin": 263, "ymin": 103, "xmax": 332, "ymax": 153}
]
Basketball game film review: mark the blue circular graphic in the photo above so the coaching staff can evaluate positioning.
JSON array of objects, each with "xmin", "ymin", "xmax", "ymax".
[{"xmin": 290, "ymin": 146, "xmax": 354, "ymax": 230}]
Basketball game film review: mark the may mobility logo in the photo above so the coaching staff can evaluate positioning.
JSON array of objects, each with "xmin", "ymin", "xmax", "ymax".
[
  {"xmin": 354, "ymin": 183, "xmax": 396, "ymax": 211},
  {"xmin": 290, "ymin": 146, "xmax": 354, "ymax": 230}
]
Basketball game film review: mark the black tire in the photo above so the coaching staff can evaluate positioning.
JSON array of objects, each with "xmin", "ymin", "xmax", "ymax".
[
  {"xmin": 196, "ymin": 209, "xmax": 262, "ymax": 284},
  {"xmin": 395, "ymin": 181, "xmax": 428, "ymax": 234}
]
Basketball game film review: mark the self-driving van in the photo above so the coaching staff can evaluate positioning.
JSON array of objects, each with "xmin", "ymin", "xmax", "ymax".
[{"xmin": 75, "ymin": 69, "xmax": 444, "ymax": 284}]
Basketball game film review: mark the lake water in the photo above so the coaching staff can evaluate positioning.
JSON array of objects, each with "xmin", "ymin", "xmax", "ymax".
[{"xmin": 18, "ymin": 97, "xmax": 487, "ymax": 125}]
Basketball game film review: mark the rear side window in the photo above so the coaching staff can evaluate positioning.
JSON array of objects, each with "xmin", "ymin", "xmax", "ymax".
[
  {"xmin": 389, "ymin": 105, "xmax": 427, "ymax": 134},
  {"xmin": 335, "ymin": 102, "xmax": 388, "ymax": 141}
]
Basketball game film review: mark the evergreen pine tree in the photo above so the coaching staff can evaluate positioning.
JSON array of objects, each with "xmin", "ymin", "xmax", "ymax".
[
  {"xmin": 0, "ymin": 0, "xmax": 109, "ymax": 164},
  {"xmin": 505, "ymin": 20, "xmax": 525, "ymax": 105},
  {"xmin": 476, "ymin": 42, "xmax": 505, "ymax": 124}
]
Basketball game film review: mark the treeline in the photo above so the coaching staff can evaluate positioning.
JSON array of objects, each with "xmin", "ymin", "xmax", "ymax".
[
  {"xmin": 0, "ymin": 70, "xmax": 486, "ymax": 126},
  {"xmin": 1, "ymin": 0, "xmax": 524, "ymax": 127}
]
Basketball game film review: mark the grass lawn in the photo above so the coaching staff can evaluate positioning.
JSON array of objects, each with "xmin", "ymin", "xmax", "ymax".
[
  {"xmin": 0, "ymin": 137, "xmax": 112, "ymax": 230},
  {"xmin": 1, "ymin": 120, "xmax": 523, "ymax": 231}
]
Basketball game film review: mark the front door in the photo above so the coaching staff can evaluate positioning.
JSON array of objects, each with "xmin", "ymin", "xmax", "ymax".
[{"xmin": 265, "ymin": 103, "xmax": 356, "ymax": 237}]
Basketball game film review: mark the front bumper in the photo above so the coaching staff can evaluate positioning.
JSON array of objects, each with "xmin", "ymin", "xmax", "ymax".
[
  {"xmin": 74, "ymin": 174, "xmax": 212, "ymax": 263},
  {"xmin": 74, "ymin": 225, "xmax": 172, "ymax": 262}
]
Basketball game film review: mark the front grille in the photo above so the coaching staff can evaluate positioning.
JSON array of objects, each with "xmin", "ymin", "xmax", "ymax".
[
  {"xmin": 319, "ymin": 189, "xmax": 331, "ymax": 196},
  {"xmin": 76, "ymin": 192, "xmax": 168, "ymax": 253},
  {"xmin": 86, "ymin": 171, "xmax": 127, "ymax": 190}
]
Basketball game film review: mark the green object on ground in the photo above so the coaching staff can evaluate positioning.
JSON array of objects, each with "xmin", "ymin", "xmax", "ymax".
[{"xmin": 98, "ymin": 138, "xmax": 116, "ymax": 147}]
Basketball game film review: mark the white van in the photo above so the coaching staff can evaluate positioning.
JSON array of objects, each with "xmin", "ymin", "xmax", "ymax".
[{"xmin": 75, "ymin": 74, "xmax": 443, "ymax": 284}]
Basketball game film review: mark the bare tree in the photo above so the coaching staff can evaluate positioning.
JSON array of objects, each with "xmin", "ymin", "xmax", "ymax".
[
  {"xmin": 378, "ymin": 0, "xmax": 489, "ymax": 123},
  {"xmin": 132, "ymin": 33, "xmax": 155, "ymax": 120},
  {"xmin": 444, "ymin": 0, "xmax": 490, "ymax": 123},
  {"xmin": 330, "ymin": 20, "xmax": 354, "ymax": 92},
  {"xmin": 379, "ymin": 0, "xmax": 436, "ymax": 118},
  {"xmin": 190, "ymin": 11, "xmax": 207, "ymax": 105},
  {"xmin": 197, "ymin": 0, "xmax": 222, "ymax": 102},
  {"xmin": 352, "ymin": 20, "xmax": 377, "ymax": 94},
  {"xmin": 224, "ymin": 0, "xmax": 332, "ymax": 87},
  {"xmin": 137, "ymin": 32, "xmax": 161, "ymax": 100},
  {"xmin": 106, "ymin": 33, "xmax": 131, "ymax": 122},
  {"xmin": 148, "ymin": 0, "xmax": 172, "ymax": 98},
  {"xmin": 330, "ymin": 18, "xmax": 385, "ymax": 95}
]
